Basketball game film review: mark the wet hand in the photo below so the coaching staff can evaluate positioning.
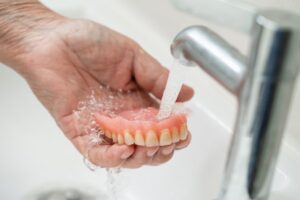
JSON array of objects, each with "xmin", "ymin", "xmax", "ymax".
[{"xmin": 0, "ymin": 2, "xmax": 193, "ymax": 168}]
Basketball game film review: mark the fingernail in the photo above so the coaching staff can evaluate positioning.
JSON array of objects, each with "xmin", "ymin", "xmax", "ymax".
[
  {"xmin": 162, "ymin": 148, "xmax": 174, "ymax": 155},
  {"xmin": 121, "ymin": 151, "xmax": 133, "ymax": 159},
  {"xmin": 175, "ymin": 142, "xmax": 188, "ymax": 150},
  {"xmin": 147, "ymin": 149, "xmax": 158, "ymax": 157}
]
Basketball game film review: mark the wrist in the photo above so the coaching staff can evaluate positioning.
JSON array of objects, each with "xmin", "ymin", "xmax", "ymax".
[{"xmin": 0, "ymin": 0, "xmax": 65, "ymax": 72}]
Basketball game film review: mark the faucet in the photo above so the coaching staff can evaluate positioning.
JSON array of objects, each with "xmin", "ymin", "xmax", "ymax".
[{"xmin": 171, "ymin": 6, "xmax": 300, "ymax": 200}]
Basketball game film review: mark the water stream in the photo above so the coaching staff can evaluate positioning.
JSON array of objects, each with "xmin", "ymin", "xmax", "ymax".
[
  {"xmin": 73, "ymin": 59, "xmax": 186, "ymax": 200},
  {"xmin": 157, "ymin": 60, "xmax": 186, "ymax": 120}
]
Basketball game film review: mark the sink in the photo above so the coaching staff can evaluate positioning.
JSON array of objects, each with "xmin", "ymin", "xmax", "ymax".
[
  {"xmin": 0, "ymin": 63, "xmax": 230, "ymax": 200},
  {"xmin": 0, "ymin": 0, "xmax": 299, "ymax": 199}
]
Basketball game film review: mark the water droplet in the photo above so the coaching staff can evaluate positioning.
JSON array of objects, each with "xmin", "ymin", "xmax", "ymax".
[{"xmin": 83, "ymin": 157, "xmax": 99, "ymax": 171}]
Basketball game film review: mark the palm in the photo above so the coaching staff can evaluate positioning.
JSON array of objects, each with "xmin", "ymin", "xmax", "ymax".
[{"xmin": 23, "ymin": 19, "xmax": 192, "ymax": 168}]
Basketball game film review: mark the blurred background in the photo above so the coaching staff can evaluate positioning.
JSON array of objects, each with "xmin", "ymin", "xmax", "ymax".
[{"xmin": 0, "ymin": 0, "xmax": 299, "ymax": 199}]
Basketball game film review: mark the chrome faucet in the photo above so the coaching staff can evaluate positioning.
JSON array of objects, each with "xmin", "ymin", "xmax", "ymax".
[{"xmin": 171, "ymin": 3, "xmax": 300, "ymax": 200}]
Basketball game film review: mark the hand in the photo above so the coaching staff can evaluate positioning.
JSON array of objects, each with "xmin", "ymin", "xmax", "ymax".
[{"xmin": 1, "ymin": 2, "xmax": 193, "ymax": 168}]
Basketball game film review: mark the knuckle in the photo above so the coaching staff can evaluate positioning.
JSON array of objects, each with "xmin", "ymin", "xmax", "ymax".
[{"xmin": 152, "ymin": 153, "xmax": 174, "ymax": 165}]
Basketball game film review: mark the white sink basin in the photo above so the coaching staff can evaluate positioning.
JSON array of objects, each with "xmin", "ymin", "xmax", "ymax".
[{"xmin": 0, "ymin": 0, "xmax": 299, "ymax": 199}]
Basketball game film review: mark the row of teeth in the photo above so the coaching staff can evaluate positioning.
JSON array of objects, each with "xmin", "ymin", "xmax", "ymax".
[{"xmin": 101, "ymin": 124, "xmax": 188, "ymax": 147}]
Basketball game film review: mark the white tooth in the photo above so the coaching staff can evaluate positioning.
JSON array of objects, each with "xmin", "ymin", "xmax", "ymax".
[
  {"xmin": 105, "ymin": 130, "xmax": 112, "ymax": 138},
  {"xmin": 134, "ymin": 130, "xmax": 145, "ymax": 146},
  {"xmin": 118, "ymin": 134, "xmax": 124, "ymax": 144},
  {"xmin": 124, "ymin": 130, "xmax": 134, "ymax": 145},
  {"xmin": 159, "ymin": 129, "xmax": 172, "ymax": 146},
  {"xmin": 172, "ymin": 127, "xmax": 180, "ymax": 143},
  {"xmin": 180, "ymin": 124, "xmax": 188, "ymax": 140},
  {"xmin": 112, "ymin": 133, "xmax": 117, "ymax": 143},
  {"xmin": 145, "ymin": 130, "xmax": 159, "ymax": 147}
]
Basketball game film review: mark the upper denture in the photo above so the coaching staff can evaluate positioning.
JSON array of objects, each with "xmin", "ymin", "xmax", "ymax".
[{"xmin": 94, "ymin": 107, "xmax": 187, "ymax": 147}]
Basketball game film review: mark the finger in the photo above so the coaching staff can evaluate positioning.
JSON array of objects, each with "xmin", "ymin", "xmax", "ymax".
[
  {"xmin": 134, "ymin": 48, "xmax": 194, "ymax": 102},
  {"xmin": 175, "ymin": 132, "xmax": 192, "ymax": 150},
  {"xmin": 148, "ymin": 144, "xmax": 175, "ymax": 166},
  {"xmin": 122, "ymin": 146, "xmax": 159, "ymax": 168},
  {"xmin": 87, "ymin": 144, "xmax": 135, "ymax": 168},
  {"xmin": 160, "ymin": 144, "xmax": 175, "ymax": 156},
  {"xmin": 177, "ymin": 85, "xmax": 195, "ymax": 102}
]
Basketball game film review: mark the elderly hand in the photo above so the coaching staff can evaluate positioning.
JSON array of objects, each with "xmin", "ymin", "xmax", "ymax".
[{"xmin": 0, "ymin": 0, "xmax": 193, "ymax": 168}]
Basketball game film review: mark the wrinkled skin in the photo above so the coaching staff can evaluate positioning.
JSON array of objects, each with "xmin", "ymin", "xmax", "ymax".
[{"xmin": 1, "ymin": 3, "xmax": 194, "ymax": 168}]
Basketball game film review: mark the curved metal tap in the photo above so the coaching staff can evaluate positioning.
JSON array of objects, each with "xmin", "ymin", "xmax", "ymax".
[{"xmin": 171, "ymin": 9, "xmax": 300, "ymax": 200}]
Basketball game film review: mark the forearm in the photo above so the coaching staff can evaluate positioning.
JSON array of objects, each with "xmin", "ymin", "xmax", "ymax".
[{"xmin": 0, "ymin": 0, "xmax": 63, "ymax": 72}]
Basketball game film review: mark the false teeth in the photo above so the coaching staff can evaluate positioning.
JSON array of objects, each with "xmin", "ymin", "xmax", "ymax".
[
  {"xmin": 112, "ymin": 133, "xmax": 117, "ymax": 143},
  {"xmin": 134, "ymin": 130, "xmax": 145, "ymax": 146},
  {"xmin": 172, "ymin": 127, "xmax": 180, "ymax": 143},
  {"xmin": 180, "ymin": 124, "xmax": 188, "ymax": 140},
  {"xmin": 159, "ymin": 129, "xmax": 172, "ymax": 146},
  {"xmin": 117, "ymin": 134, "xmax": 124, "ymax": 144},
  {"xmin": 95, "ymin": 108, "xmax": 188, "ymax": 147},
  {"xmin": 146, "ymin": 130, "xmax": 159, "ymax": 147},
  {"xmin": 124, "ymin": 130, "xmax": 134, "ymax": 145}
]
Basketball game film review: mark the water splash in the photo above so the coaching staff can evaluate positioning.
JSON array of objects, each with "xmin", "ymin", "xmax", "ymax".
[
  {"xmin": 157, "ymin": 60, "xmax": 186, "ymax": 120},
  {"xmin": 73, "ymin": 85, "xmax": 157, "ymax": 137},
  {"xmin": 73, "ymin": 77, "xmax": 188, "ymax": 200},
  {"xmin": 106, "ymin": 168, "xmax": 122, "ymax": 200},
  {"xmin": 73, "ymin": 85, "xmax": 159, "ymax": 200}
]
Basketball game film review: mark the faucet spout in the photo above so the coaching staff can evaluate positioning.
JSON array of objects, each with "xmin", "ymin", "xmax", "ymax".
[
  {"xmin": 171, "ymin": 10, "xmax": 300, "ymax": 200},
  {"xmin": 171, "ymin": 26, "xmax": 247, "ymax": 94}
]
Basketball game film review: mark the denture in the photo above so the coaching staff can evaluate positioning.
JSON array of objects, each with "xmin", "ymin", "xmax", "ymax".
[{"xmin": 94, "ymin": 107, "xmax": 188, "ymax": 147}]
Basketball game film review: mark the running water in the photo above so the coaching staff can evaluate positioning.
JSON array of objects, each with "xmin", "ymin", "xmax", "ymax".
[
  {"xmin": 157, "ymin": 60, "xmax": 185, "ymax": 120},
  {"xmin": 74, "ymin": 85, "xmax": 158, "ymax": 200},
  {"xmin": 106, "ymin": 168, "xmax": 122, "ymax": 200},
  {"xmin": 72, "ymin": 60, "xmax": 187, "ymax": 199},
  {"xmin": 74, "ymin": 87, "xmax": 133, "ymax": 200}
]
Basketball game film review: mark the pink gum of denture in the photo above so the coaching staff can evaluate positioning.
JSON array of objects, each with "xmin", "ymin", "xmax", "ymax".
[{"xmin": 94, "ymin": 107, "xmax": 188, "ymax": 147}]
